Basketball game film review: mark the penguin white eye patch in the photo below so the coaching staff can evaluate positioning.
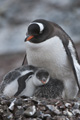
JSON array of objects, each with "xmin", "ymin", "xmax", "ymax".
[{"xmin": 29, "ymin": 22, "xmax": 44, "ymax": 33}]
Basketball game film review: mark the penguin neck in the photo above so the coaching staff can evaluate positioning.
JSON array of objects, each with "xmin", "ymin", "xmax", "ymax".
[
  {"xmin": 20, "ymin": 76, "xmax": 41, "ymax": 97},
  {"xmin": 25, "ymin": 77, "xmax": 36, "ymax": 96},
  {"xmin": 28, "ymin": 77, "xmax": 36, "ymax": 90}
]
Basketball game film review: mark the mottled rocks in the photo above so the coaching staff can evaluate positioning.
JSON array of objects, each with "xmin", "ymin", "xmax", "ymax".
[{"xmin": 0, "ymin": 95, "xmax": 80, "ymax": 119}]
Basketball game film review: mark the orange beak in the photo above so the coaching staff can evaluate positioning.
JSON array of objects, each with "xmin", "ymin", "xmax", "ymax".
[{"xmin": 25, "ymin": 35, "xmax": 34, "ymax": 42}]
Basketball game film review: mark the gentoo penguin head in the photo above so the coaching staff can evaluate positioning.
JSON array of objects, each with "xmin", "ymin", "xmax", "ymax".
[
  {"xmin": 25, "ymin": 19, "xmax": 71, "ymax": 44},
  {"xmin": 32, "ymin": 69, "xmax": 50, "ymax": 86},
  {"xmin": 25, "ymin": 19, "xmax": 54, "ymax": 43}
]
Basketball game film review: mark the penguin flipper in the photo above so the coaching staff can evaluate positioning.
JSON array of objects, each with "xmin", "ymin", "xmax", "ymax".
[
  {"xmin": 62, "ymin": 38, "xmax": 80, "ymax": 90},
  {"xmin": 0, "ymin": 70, "xmax": 20, "ymax": 94},
  {"xmin": 14, "ymin": 72, "xmax": 33, "ymax": 96},
  {"xmin": 3, "ymin": 70, "xmax": 20, "ymax": 83}
]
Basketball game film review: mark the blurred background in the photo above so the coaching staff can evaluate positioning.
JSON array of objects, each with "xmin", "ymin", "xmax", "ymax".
[{"xmin": 0, "ymin": 0, "xmax": 80, "ymax": 81}]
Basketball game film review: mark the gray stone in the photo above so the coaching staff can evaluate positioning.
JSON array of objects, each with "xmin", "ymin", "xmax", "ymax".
[{"xmin": 23, "ymin": 105, "xmax": 36, "ymax": 117}]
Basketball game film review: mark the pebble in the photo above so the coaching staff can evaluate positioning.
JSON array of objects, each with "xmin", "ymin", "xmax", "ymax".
[
  {"xmin": 65, "ymin": 103, "xmax": 71, "ymax": 108},
  {"xmin": 0, "ymin": 108, "xmax": 3, "ymax": 113},
  {"xmin": 7, "ymin": 114, "xmax": 13, "ymax": 119},
  {"xmin": 47, "ymin": 105, "xmax": 61, "ymax": 115},
  {"xmin": 8, "ymin": 98, "xmax": 17, "ymax": 111},
  {"xmin": 73, "ymin": 102, "xmax": 80, "ymax": 109},
  {"xmin": 38, "ymin": 105, "xmax": 47, "ymax": 111},
  {"xmin": 23, "ymin": 105, "xmax": 36, "ymax": 117},
  {"xmin": 72, "ymin": 109, "xmax": 80, "ymax": 116},
  {"xmin": 63, "ymin": 109, "xmax": 73, "ymax": 117}
]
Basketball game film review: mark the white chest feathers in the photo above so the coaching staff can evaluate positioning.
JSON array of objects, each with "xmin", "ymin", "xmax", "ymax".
[{"xmin": 25, "ymin": 36, "xmax": 70, "ymax": 78}]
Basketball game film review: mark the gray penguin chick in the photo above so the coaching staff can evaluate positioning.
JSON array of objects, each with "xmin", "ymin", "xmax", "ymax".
[{"xmin": 34, "ymin": 69, "xmax": 64, "ymax": 98}]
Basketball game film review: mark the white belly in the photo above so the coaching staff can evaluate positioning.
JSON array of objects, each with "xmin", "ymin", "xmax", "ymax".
[
  {"xmin": 3, "ymin": 79, "xmax": 18, "ymax": 97},
  {"xmin": 25, "ymin": 36, "xmax": 71, "ymax": 80}
]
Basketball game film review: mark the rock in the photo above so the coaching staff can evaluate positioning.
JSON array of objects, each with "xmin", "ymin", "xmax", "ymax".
[
  {"xmin": 23, "ymin": 105, "xmax": 36, "ymax": 117},
  {"xmin": 38, "ymin": 105, "xmax": 47, "ymax": 111},
  {"xmin": 47, "ymin": 105, "xmax": 61, "ymax": 115},
  {"xmin": 53, "ymin": 116, "xmax": 70, "ymax": 120},
  {"xmin": 63, "ymin": 109, "xmax": 73, "ymax": 117},
  {"xmin": 0, "ymin": 108, "xmax": 3, "ymax": 113},
  {"xmin": 72, "ymin": 109, "xmax": 80, "ymax": 116},
  {"xmin": 8, "ymin": 98, "xmax": 17, "ymax": 111},
  {"xmin": 7, "ymin": 114, "xmax": 13, "ymax": 119},
  {"xmin": 65, "ymin": 102, "xmax": 72, "ymax": 108},
  {"xmin": 73, "ymin": 102, "xmax": 80, "ymax": 109}
]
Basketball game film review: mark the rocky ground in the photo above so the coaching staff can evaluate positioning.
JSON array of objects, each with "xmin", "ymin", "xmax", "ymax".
[{"xmin": 0, "ymin": 95, "xmax": 80, "ymax": 120}]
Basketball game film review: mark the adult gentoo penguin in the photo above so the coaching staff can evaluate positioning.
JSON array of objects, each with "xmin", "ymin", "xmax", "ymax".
[{"xmin": 24, "ymin": 19, "xmax": 80, "ymax": 99}]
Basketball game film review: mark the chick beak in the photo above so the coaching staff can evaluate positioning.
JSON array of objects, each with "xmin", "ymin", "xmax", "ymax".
[
  {"xmin": 24, "ymin": 35, "xmax": 34, "ymax": 42},
  {"xmin": 41, "ymin": 78, "xmax": 47, "ymax": 84}
]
